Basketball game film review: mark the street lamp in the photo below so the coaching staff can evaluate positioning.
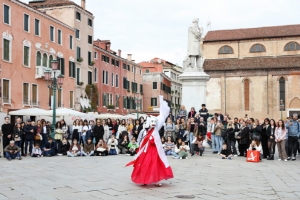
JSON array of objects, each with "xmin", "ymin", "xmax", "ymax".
[
  {"xmin": 135, "ymin": 93, "xmax": 142, "ymax": 120},
  {"xmin": 280, "ymin": 99, "xmax": 284, "ymax": 120},
  {"xmin": 44, "ymin": 60, "xmax": 64, "ymax": 138}
]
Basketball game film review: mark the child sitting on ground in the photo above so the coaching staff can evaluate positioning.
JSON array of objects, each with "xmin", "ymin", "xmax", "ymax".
[
  {"xmin": 173, "ymin": 141, "xmax": 190, "ymax": 159},
  {"xmin": 127, "ymin": 137, "xmax": 139, "ymax": 156},
  {"xmin": 220, "ymin": 143, "xmax": 232, "ymax": 160},
  {"xmin": 31, "ymin": 144, "xmax": 43, "ymax": 157},
  {"xmin": 192, "ymin": 134, "xmax": 205, "ymax": 156}
]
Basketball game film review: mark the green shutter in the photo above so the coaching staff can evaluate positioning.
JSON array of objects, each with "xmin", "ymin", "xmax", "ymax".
[
  {"xmin": 60, "ymin": 58, "xmax": 65, "ymax": 75},
  {"xmin": 69, "ymin": 61, "xmax": 72, "ymax": 77}
]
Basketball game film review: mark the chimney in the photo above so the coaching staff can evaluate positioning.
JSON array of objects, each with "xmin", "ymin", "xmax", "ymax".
[
  {"xmin": 127, "ymin": 54, "xmax": 132, "ymax": 61},
  {"xmin": 81, "ymin": 0, "xmax": 86, "ymax": 9},
  {"xmin": 118, "ymin": 49, "xmax": 121, "ymax": 57}
]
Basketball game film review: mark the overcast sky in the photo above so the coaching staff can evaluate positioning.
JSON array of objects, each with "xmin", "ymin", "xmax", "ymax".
[{"xmin": 23, "ymin": 0, "xmax": 300, "ymax": 65}]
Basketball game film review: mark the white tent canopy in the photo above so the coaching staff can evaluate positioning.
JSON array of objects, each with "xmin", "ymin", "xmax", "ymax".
[
  {"xmin": 44, "ymin": 108, "xmax": 86, "ymax": 117},
  {"xmin": 95, "ymin": 113, "xmax": 126, "ymax": 119},
  {"xmin": 126, "ymin": 113, "xmax": 148, "ymax": 119},
  {"xmin": 9, "ymin": 108, "xmax": 49, "ymax": 116}
]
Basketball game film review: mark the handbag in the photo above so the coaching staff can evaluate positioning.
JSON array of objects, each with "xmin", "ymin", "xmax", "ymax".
[
  {"xmin": 246, "ymin": 150, "xmax": 260, "ymax": 162},
  {"xmin": 14, "ymin": 136, "xmax": 21, "ymax": 141},
  {"xmin": 34, "ymin": 134, "xmax": 41, "ymax": 141}
]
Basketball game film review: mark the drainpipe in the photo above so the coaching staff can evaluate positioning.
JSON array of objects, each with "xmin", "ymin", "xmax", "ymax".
[{"xmin": 224, "ymin": 71, "xmax": 226, "ymax": 115}]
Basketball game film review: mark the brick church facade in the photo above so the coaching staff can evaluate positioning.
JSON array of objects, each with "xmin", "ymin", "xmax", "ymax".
[{"xmin": 203, "ymin": 24, "xmax": 300, "ymax": 119}]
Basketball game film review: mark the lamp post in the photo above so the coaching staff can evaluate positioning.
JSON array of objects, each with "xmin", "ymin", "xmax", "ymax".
[
  {"xmin": 44, "ymin": 60, "xmax": 64, "ymax": 138},
  {"xmin": 135, "ymin": 93, "xmax": 142, "ymax": 120},
  {"xmin": 90, "ymin": 87, "xmax": 93, "ymax": 112},
  {"xmin": 280, "ymin": 99, "xmax": 284, "ymax": 120}
]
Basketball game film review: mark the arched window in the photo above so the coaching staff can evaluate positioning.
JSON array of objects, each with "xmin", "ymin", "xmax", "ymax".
[
  {"xmin": 42, "ymin": 53, "xmax": 48, "ymax": 67},
  {"xmin": 244, "ymin": 79, "xmax": 250, "ymax": 111},
  {"xmin": 279, "ymin": 77, "xmax": 285, "ymax": 111},
  {"xmin": 218, "ymin": 45, "xmax": 233, "ymax": 54},
  {"xmin": 36, "ymin": 51, "xmax": 41, "ymax": 66},
  {"xmin": 284, "ymin": 42, "xmax": 300, "ymax": 51},
  {"xmin": 48, "ymin": 55, "xmax": 53, "ymax": 68},
  {"xmin": 250, "ymin": 44, "xmax": 266, "ymax": 53}
]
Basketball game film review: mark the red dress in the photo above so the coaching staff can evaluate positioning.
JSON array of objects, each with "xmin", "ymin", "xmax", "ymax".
[{"xmin": 126, "ymin": 129, "xmax": 174, "ymax": 184}]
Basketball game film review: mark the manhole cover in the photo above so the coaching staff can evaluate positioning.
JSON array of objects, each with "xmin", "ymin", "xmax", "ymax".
[{"xmin": 175, "ymin": 195, "xmax": 195, "ymax": 199}]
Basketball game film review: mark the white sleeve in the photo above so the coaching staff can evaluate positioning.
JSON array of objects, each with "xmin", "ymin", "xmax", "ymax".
[{"xmin": 156, "ymin": 95, "xmax": 170, "ymax": 130}]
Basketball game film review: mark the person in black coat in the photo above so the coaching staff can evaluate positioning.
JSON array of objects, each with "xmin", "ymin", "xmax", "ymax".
[
  {"xmin": 236, "ymin": 121, "xmax": 249, "ymax": 156},
  {"xmin": 23, "ymin": 119, "xmax": 34, "ymax": 156},
  {"xmin": 57, "ymin": 138, "xmax": 70, "ymax": 155},
  {"xmin": 199, "ymin": 104, "xmax": 209, "ymax": 122},
  {"xmin": 2, "ymin": 117, "xmax": 13, "ymax": 155},
  {"xmin": 93, "ymin": 120, "xmax": 104, "ymax": 143},
  {"xmin": 226, "ymin": 122, "xmax": 237, "ymax": 155},
  {"xmin": 261, "ymin": 118, "xmax": 270, "ymax": 159},
  {"xmin": 132, "ymin": 119, "xmax": 143, "ymax": 140},
  {"xmin": 267, "ymin": 119, "xmax": 276, "ymax": 160}
]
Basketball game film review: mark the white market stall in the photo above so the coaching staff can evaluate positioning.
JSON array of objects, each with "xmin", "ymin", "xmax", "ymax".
[{"xmin": 9, "ymin": 108, "xmax": 49, "ymax": 116}]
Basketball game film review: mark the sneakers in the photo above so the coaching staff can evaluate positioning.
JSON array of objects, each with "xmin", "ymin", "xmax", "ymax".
[
  {"xmin": 284, "ymin": 159, "xmax": 288, "ymax": 162},
  {"xmin": 16, "ymin": 157, "xmax": 22, "ymax": 160},
  {"xmin": 278, "ymin": 159, "xmax": 281, "ymax": 161},
  {"xmin": 227, "ymin": 157, "xmax": 232, "ymax": 160},
  {"xmin": 287, "ymin": 157, "xmax": 291, "ymax": 160},
  {"xmin": 234, "ymin": 154, "xmax": 238, "ymax": 157},
  {"xmin": 57, "ymin": 154, "xmax": 63, "ymax": 156},
  {"xmin": 179, "ymin": 157, "xmax": 182, "ymax": 160},
  {"xmin": 292, "ymin": 157, "xmax": 296, "ymax": 161},
  {"xmin": 7, "ymin": 157, "xmax": 11, "ymax": 161},
  {"xmin": 185, "ymin": 157, "xmax": 188, "ymax": 159}
]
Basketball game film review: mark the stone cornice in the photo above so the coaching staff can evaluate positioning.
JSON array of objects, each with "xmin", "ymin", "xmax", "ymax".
[{"xmin": 10, "ymin": 0, "xmax": 75, "ymax": 31}]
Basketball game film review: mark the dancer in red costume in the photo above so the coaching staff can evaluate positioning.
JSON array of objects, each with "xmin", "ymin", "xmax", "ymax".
[{"xmin": 126, "ymin": 96, "xmax": 174, "ymax": 186}]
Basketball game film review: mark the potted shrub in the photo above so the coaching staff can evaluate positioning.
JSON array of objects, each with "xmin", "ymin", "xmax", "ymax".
[
  {"xmin": 107, "ymin": 105, "xmax": 115, "ymax": 109},
  {"xmin": 90, "ymin": 61, "xmax": 95, "ymax": 66},
  {"xmin": 78, "ymin": 81, "xmax": 84, "ymax": 86},
  {"xmin": 77, "ymin": 57, "xmax": 83, "ymax": 62},
  {"xmin": 178, "ymin": 92, "xmax": 180, "ymax": 96},
  {"xmin": 175, "ymin": 90, "xmax": 178, "ymax": 94},
  {"xmin": 171, "ymin": 90, "xmax": 174, "ymax": 94}
]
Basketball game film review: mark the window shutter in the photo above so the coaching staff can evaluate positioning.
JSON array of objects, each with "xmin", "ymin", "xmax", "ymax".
[
  {"xmin": 60, "ymin": 58, "xmax": 65, "ymax": 75},
  {"xmin": 244, "ymin": 79, "xmax": 250, "ymax": 111},
  {"xmin": 72, "ymin": 62, "xmax": 76, "ymax": 78},
  {"xmin": 69, "ymin": 61, "xmax": 72, "ymax": 77}
]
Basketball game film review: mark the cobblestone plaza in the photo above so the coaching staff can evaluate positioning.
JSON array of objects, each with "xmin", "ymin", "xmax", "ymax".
[{"xmin": 0, "ymin": 149, "xmax": 299, "ymax": 200}]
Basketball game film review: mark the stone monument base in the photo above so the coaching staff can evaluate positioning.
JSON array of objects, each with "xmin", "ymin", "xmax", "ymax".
[{"xmin": 178, "ymin": 71, "xmax": 210, "ymax": 112}]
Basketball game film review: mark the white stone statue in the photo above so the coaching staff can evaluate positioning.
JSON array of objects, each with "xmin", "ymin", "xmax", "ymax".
[{"xmin": 187, "ymin": 18, "xmax": 203, "ymax": 70}]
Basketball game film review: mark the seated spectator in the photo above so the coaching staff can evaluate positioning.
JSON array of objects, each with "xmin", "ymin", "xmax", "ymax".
[
  {"xmin": 118, "ymin": 135, "xmax": 129, "ymax": 154},
  {"xmin": 31, "ymin": 143, "xmax": 43, "ymax": 157},
  {"xmin": 248, "ymin": 138, "xmax": 262, "ymax": 160},
  {"xmin": 192, "ymin": 134, "xmax": 205, "ymax": 156},
  {"xmin": 173, "ymin": 141, "xmax": 190, "ymax": 159},
  {"xmin": 164, "ymin": 136, "xmax": 176, "ymax": 156},
  {"xmin": 57, "ymin": 138, "xmax": 70, "ymax": 156},
  {"xmin": 43, "ymin": 138, "xmax": 56, "ymax": 157},
  {"xmin": 127, "ymin": 137, "xmax": 139, "ymax": 156},
  {"xmin": 95, "ymin": 139, "xmax": 109, "ymax": 156},
  {"xmin": 67, "ymin": 139, "xmax": 81, "ymax": 157},
  {"xmin": 108, "ymin": 135, "xmax": 119, "ymax": 155},
  {"xmin": 206, "ymin": 131, "xmax": 212, "ymax": 147},
  {"xmin": 82, "ymin": 138, "xmax": 94, "ymax": 156},
  {"xmin": 4, "ymin": 141, "xmax": 22, "ymax": 161},
  {"xmin": 220, "ymin": 143, "xmax": 232, "ymax": 160},
  {"xmin": 164, "ymin": 118, "xmax": 176, "ymax": 142}
]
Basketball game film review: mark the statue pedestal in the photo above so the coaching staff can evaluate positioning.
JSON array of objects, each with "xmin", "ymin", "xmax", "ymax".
[{"xmin": 178, "ymin": 71, "xmax": 210, "ymax": 112}]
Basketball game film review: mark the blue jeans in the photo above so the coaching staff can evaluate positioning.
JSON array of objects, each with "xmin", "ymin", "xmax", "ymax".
[
  {"xmin": 82, "ymin": 151, "xmax": 94, "ymax": 156},
  {"xmin": 215, "ymin": 135, "xmax": 223, "ymax": 153},
  {"xmin": 165, "ymin": 149, "xmax": 177, "ymax": 156},
  {"xmin": 41, "ymin": 134, "xmax": 48, "ymax": 149},
  {"xmin": 15, "ymin": 140, "xmax": 22, "ymax": 148},
  {"xmin": 5, "ymin": 151, "xmax": 21, "ymax": 159},
  {"xmin": 67, "ymin": 151, "xmax": 81, "ymax": 157},
  {"xmin": 80, "ymin": 135, "xmax": 86, "ymax": 145},
  {"xmin": 211, "ymin": 135, "xmax": 217, "ymax": 152},
  {"xmin": 24, "ymin": 139, "xmax": 33, "ymax": 154},
  {"xmin": 44, "ymin": 148, "xmax": 55, "ymax": 156},
  {"xmin": 189, "ymin": 132, "xmax": 195, "ymax": 152}
]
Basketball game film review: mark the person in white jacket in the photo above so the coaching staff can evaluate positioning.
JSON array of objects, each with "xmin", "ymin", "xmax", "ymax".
[
  {"xmin": 31, "ymin": 144, "xmax": 43, "ymax": 157},
  {"xmin": 117, "ymin": 120, "xmax": 128, "ymax": 140},
  {"xmin": 102, "ymin": 120, "xmax": 110, "ymax": 143},
  {"xmin": 107, "ymin": 135, "xmax": 119, "ymax": 155},
  {"xmin": 173, "ymin": 141, "xmax": 190, "ymax": 159}
]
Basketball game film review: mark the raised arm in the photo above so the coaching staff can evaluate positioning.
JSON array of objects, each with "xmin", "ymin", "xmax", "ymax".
[{"xmin": 156, "ymin": 96, "xmax": 170, "ymax": 130}]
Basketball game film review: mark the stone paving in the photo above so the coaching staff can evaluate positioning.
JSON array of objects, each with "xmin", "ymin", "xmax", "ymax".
[{"xmin": 0, "ymin": 149, "xmax": 299, "ymax": 200}]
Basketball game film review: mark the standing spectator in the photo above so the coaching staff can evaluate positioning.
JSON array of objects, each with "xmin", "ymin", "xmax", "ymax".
[
  {"xmin": 209, "ymin": 118, "xmax": 217, "ymax": 153},
  {"xmin": 93, "ymin": 119, "xmax": 104, "ymax": 143},
  {"xmin": 81, "ymin": 120, "xmax": 90, "ymax": 146},
  {"xmin": 24, "ymin": 119, "xmax": 34, "ymax": 157},
  {"xmin": 177, "ymin": 105, "xmax": 187, "ymax": 119},
  {"xmin": 13, "ymin": 123, "xmax": 22, "ymax": 148},
  {"xmin": 117, "ymin": 119, "xmax": 128, "ymax": 141},
  {"xmin": 199, "ymin": 104, "xmax": 209, "ymax": 122},
  {"xmin": 112, "ymin": 119, "xmax": 119, "ymax": 137},
  {"xmin": 178, "ymin": 118, "xmax": 187, "ymax": 141},
  {"xmin": 72, "ymin": 119, "xmax": 81, "ymax": 142},
  {"xmin": 174, "ymin": 118, "xmax": 181, "ymax": 142},
  {"xmin": 188, "ymin": 107, "xmax": 196, "ymax": 119},
  {"xmin": 33, "ymin": 121, "xmax": 42, "ymax": 147},
  {"xmin": 132, "ymin": 119, "xmax": 142, "ymax": 139},
  {"xmin": 107, "ymin": 118, "xmax": 113, "ymax": 138},
  {"xmin": 103, "ymin": 120, "xmax": 110, "ymax": 142},
  {"xmin": 167, "ymin": 112, "xmax": 174, "ymax": 123},
  {"xmin": 54, "ymin": 121, "xmax": 63, "ymax": 153},
  {"xmin": 214, "ymin": 121, "xmax": 224, "ymax": 154},
  {"xmin": 89, "ymin": 120, "xmax": 95, "ymax": 141},
  {"xmin": 275, "ymin": 119, "xmax": 288, "ymax": 161},
  {"xmin": 226, "ymin": 121, "xmax": 237, "ymax": 156},
  {"xmin": 61, "ymin": 120, "xmax": 69, "ymax": 139},
  {"xmin": 20, "ymin": 122, "xmax": 26, "ymax": 156},
  {"xmin": 4, "ymin": 141, "xmax": 22, "ymax": 161},
  {"xmin": 267, "ymin": 119, "xmax": 276, "ymax": 160},
  {"xmin": 236, "ymin": 121, "xmax": 250, "ymax": 157},
  {"xmin": 194, "ymin": 113, "xmax": 200, "ymax": 124},
  {"xmin": 186, "ymin": 117, "xmax": 198, "ymax": 155},
  {"xmin": 262, "ymin": 118, "xmax": 270, "ymax": 159},
  {"xmin": 41, "ymin": 121, "xmax": 50, "ymax": 149},
  {"xmin": 164, "ymin": 118, "xmax": 176, "ymax": 142},
  {"xmin": 286, "ymin": 114, "xmax": 300, "ymax": 161},
  {"xmin": 2, "ymin": 117, "xmax": 13, "ymax": 154},
  {"xmin": 127, "ymin": 119, "xmax": 134, "ymax": 137}
]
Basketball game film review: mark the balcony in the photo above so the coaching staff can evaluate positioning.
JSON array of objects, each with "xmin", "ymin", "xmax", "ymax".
[{"xmin": 35, "ymin": 66, "xmax": 61, "ymax": 79}]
